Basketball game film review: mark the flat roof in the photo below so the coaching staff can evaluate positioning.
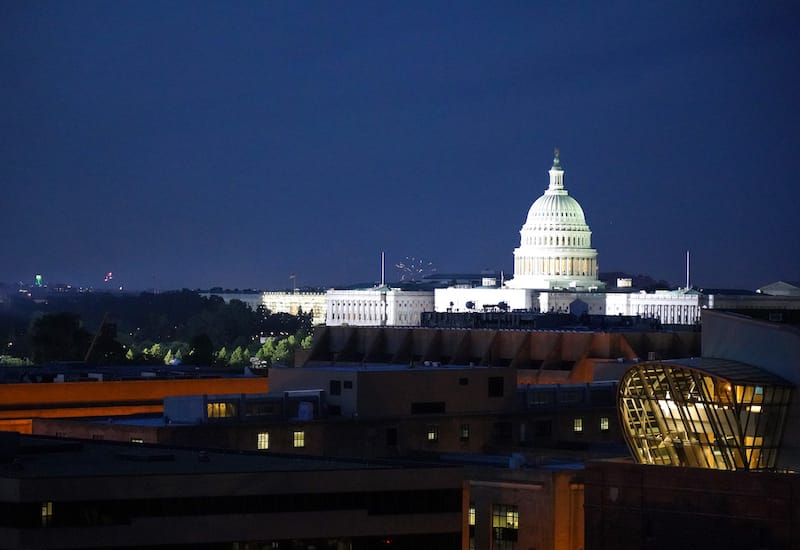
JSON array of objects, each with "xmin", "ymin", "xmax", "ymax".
[
  {"xmin": 0, "ymin": 363, "xmax": 260, "ymax": 384},
  {"xmin": 278, "ymin": 363, "xmax": 499, "ymax": 372},
  {"xmin": 0, "ymin": 435, "xmax": 455, "ymax": 479}
]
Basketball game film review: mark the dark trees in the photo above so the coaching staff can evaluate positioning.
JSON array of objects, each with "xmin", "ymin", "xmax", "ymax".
[
  {"xmin": 186, "ymin": 333, "xmax": 214, "ymax": 366},
  {"xmin": 29, "ymin": 313, "xmax": 91, "ymax": 364}
]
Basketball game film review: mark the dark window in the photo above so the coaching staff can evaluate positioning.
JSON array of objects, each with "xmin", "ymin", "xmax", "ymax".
[
  {"xmin": 488, "ymin": 376, "xmax": 504, "ymax": 397},
  {"xmin": 246, "ymin": 401, "xmax": 279, "ymax": 417},
  {"xmin": 535, "ymin": 420, "xmax": 552, "ymax": 436},
  {"xmin": 343, "ymin": 380, "xmax": 353, "ymax": 389},
  {"xmin": 328, "ymin": 405, "xmax": 341, "ymax": 416},
  {"xmin": 558, "ymin": 389, "xmax": 584, "ymax": 404},
  {"xmin": 411, "ymin": 402, "xmax": 446, "ymax": 414},
  {"xmin": 330, "ymin": 380, "xmax": 342, "ymax": 396},
  {"xmin": 459, "ymin": 377, "xmax": 469, "ymax": 386},
  {"xmin": 386, "ymin": 427, "xmax": 397, "ymax": 446},
  {"xmin": 493, "ymin": 421, "xmax": 512, "ymax": 442},
  {"xmin": 529, "ymin": 390, "xmax": 554, "ymax": 406}
]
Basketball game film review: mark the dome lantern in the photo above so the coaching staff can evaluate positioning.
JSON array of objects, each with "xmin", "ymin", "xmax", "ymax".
[{"xmin": 548, "ymin": 146, "xmax": 565, "ymax": 191}]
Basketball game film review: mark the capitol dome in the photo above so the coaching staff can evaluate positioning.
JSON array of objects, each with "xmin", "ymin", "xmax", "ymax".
[
  {"xmin": 525, "ymin": 192, "xmax": 587, "ymax": 226},
  {"xmin": 507, "ymin": 149, "xmax": 603, "ymax": 290}
]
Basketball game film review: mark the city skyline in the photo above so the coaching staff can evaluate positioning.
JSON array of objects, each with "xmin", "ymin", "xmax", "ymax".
[{"xmin": 2, "ymin": 2, "xmax": 799, "ymax": 291}]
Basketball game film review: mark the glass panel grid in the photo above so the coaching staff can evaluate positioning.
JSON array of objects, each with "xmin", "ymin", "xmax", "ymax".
[
  {"xmin": 492, "ymin": 504, "xmax": 518, "ymax": 550},
  {"xmin": 619, "ymin": 364, "xmax": 791, "ymax": 471}
]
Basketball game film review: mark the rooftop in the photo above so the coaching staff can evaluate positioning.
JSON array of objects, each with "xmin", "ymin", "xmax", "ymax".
[
  {"xmin": 0, "ymin": 434, "xmax": 450, "ymax": 479},
  {"xmin": 277, "ymin": 362, "xmax": 500, "ymax": 373}
]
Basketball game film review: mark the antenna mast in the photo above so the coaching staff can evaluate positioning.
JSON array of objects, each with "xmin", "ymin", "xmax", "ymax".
[{"xmin": 686, "ymin": 250, "xmax": 690, "ymax": 289}]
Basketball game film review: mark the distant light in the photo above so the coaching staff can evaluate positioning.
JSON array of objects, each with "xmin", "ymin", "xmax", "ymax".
[{"xmin": 35, "ymin": 274, "xmax": 43, "ymax": 287}]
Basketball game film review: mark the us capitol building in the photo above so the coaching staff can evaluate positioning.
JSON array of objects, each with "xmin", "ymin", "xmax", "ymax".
[
  {"xmin": 246, "ymin": 149, "xmax": 799, "ymax": 327},
  {"xmin": 506, "ymin": 148, "xmax": 602, "ymax": 291}
]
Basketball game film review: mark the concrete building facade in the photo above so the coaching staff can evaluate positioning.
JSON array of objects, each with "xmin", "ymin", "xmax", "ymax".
[
  {"xmin": 0, "ymin": 434, "xmax": 463, "ymax": 549},
  {"xmin": 326, "ymin": 287, "xmax": 434, "ymax": 327}
]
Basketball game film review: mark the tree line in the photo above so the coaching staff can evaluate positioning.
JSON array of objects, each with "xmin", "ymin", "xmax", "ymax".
[{"xmin": 0, "ymin": 289, "xmax": 313, "ymax": 367}]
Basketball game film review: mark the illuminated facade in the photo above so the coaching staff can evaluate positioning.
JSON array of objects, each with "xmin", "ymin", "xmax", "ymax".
[
  {"xmin": 619, "ymin": 358, "xmax": 792, "ymax": 470},
  {"xmin": 261, "ymin": 291, "xmax": 327, "ymax": 325},
  {"xmin": 507, "ymin": 149, "xmax": 603, "ymax": 290},
  {"xmin": 326, "ymin": 287, "xmax": 434, "ymax": 326}
]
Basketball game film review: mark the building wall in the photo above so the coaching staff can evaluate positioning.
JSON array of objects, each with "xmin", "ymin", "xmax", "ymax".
[
  {"xmin": 465, "ymin": 469, "xmax": 584, "ymax": 550},
  {"xmin": 585, "ymin": 459, "xmax": 800, "ymax": 550},
  {"xmin": 436, "ymin": 287, "xmax": 800, "ymax": 326},
  {"xmin": 709, "ymin": 293, "xmax": 800, "ymax": 311},
  {"xmin": 628, "ymin": 290, "xmax": 703, "ymax": 324},
  {"xmin": 326, "ymin": 289, "xmax": 435, "ymax": 327},
  {"xmin": 434, "ymin": 287, "xmax": 536, "ymax": 313},
  {"xmin": 539, "ymin": 291, "xmax": 607, "ymax": 315},
  {"xmin": 33, "ymin": 389, "xmax": 625, "ymax": 459},
  {"xmin": 1, "ymin": 438, "xmax": 464, "ymax": 549},
  {"xmin": 356, "ymin": 368, "xmax": 515, "ymax": 417},
  {"xmin": 269, "ymin": 365, "xmax": 517, "ymax": 418}
]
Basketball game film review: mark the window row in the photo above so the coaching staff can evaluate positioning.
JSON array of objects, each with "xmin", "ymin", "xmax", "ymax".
[
  {"xmin": 329, "ymin": 379, "xmax": 353, "ymax": 396},
  {"xmin": 573, "ymin": 417, "xmax": 611, "ymax": 433},
  {"xmin": 523, "ymin": 234, "xmax": 589, "ymax": 247},
  {"xmin": 256, "ymin": 430, "xmax": 305, "ymax": 450}
]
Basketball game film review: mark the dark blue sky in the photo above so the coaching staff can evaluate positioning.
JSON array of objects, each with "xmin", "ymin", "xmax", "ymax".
[{"xmin": 2, "ymin": 1, "xmax": 798, "ymax": 291}]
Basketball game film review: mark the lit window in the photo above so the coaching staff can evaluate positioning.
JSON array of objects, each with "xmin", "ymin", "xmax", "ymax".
[
  {"xmin": 492, "ymin": 504, "xmax": 518, "ymax": 549},
  {"xmin": 41, "ymin": 502, "xmax": 53, "ymax": 527},
  {"xmin": 468, "ymin": 504, "xmax": 476, "ymax": 526},
  {"xmin": 460, "ymin": 424, "xmax": 470, "ymax": 441},
  {"xmin": 600, "ymin": 417, "xmax": 609, "ymax": 431},
  {"xmin": 130, "ymin": 438, "xmax": 144, "ymax": 444},
  {"xmin": 573, "ymin": 418, "xmax": 583, "ymax": 433},
  {"xmin": 257, "ymin": 432, "xmax": 270, "ymax": 450},
  {"xmin": 207, "ymin": 402, "xmax": 237, "ymax": 418},
  {"xmin": 293, "ymin": 430, "xmax": 305, "ymax": 448},
  {"xmin": 427, "ymin": 425, "xmax": 439, "ymax": 442}
]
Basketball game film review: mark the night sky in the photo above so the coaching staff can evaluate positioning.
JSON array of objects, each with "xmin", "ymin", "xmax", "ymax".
[{"xmin": 2, "ymin": 2, "xmax": 799, "ymax": 291}]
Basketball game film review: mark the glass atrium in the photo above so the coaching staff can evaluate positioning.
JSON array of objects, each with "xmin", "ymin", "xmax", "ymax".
[{"xmin": 619, "ymin": 358, "xmax": 793, "ymax": 471}]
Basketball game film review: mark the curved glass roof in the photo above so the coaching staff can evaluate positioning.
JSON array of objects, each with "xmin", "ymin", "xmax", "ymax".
[
  {"xmin": 659, "ymin": 357, "xmax": 792, "ymax": 386},
  {"xmin": 618, "ymin": 359, "xmax": 793, "ymax": 471}
]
